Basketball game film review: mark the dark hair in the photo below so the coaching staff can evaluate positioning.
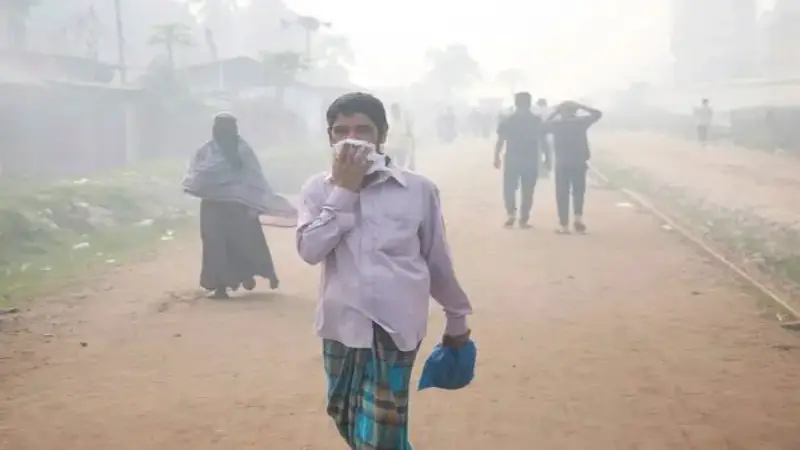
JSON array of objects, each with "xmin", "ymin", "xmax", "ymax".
[
  {"xmin": 326, "ymin": 92, "xmax": 388, "ymax": 137},
  {"xmin": 514, "ymin": 92, "xmax": 532, "ymax": 109},
  {"xmin": 536, "ymin": 98, "xmax": 547, "ymax": 106}
]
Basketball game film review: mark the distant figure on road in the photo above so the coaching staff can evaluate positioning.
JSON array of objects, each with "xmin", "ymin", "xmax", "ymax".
[
  {"xmin": 296, "ymin": 92, "xmax": 473, "ymax": 450},
  {"xmin": 694, "ymin": 98, "xmax": 713, "ymax": 146},
  {"xmin": 495, "ymin": 92, "xmax": 549, "ymax": 228},
  {"xmin": 437, "ymin": 106, "xmax": 457, "ymax": 143},
  {"xmin": 543, "ymin": 100, "xmax": 603, "ymax": 234},
  {"xmin": 182, "ymin": 113, "xmax": 295, "ymax": 298},
  {"xmin": 387, "ymin": 103, "xmax": 416, "ymax": 170}
]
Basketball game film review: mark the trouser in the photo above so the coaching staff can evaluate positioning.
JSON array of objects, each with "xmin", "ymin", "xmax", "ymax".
[
  {"xmin": 539, "ymin": 137, "xmax": 552, "ymax": 178},
  {"xmin": 555, "ymin": 163, "xmax": 588, "ymax": 226},
  {"xmin": 697, "ymin": 125, "xmax": 708, "ymax": 143},
  {"xmin": 503, "ymin": 160, "xmax": 538, "ymax": 221}
]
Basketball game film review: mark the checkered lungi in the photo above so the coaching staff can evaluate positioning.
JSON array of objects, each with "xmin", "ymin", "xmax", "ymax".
[{"xmin": 323, "ymin": 324, "xmax": 419, "ymax": 449}]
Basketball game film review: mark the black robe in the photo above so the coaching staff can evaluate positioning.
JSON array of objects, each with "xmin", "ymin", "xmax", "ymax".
[{"xmin": 199, "ymin": 199, "xmax": 278, "ymax": 291}]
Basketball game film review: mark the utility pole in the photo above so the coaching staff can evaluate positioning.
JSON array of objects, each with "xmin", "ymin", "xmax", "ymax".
[{"xmin": 113, "ymin": 0, "xmax": 127, "ymax": 84}]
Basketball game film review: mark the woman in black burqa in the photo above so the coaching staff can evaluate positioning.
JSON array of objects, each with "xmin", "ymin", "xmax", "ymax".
[{"xmin": 183, "ymin": 113, "xmax": 294, "ymax": 299}]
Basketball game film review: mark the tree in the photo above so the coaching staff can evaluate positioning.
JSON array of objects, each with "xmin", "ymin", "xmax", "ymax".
[
  {"xmin": 423, "ymin": 43, "xmax": 481, "ymax": 98},
  {"xmin": 148, "ymin": 23, "xmax": 194, "ymax": 71},
  {"xmin": 281, "ymin": 15, "xmax": 331, "ymax": 58},
  {"xmin": 317, "ymin": 34, "xmax": 354, "ymax": 67},
  {"xmin": 261, "ymin": 50, "xmax": 310, "ymax": 101},
  {"xmin": 186, "ymin": 0, "xmax": 241, "ymax": 19},
  {"xmin": 299, "ymin": 33, "xmax": 354, "ymax": 87},
  {"xmin": 495, "ymin": 68, "xmax": 527, "ymax": 94}
]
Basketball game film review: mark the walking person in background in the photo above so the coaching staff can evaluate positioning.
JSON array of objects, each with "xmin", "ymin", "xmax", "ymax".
[
  {"xmin": 437, "ymin": 106, "xmax": 457, "ymax": 143},
  {"xmin": 543, "ymin": 100, "xmax": 602, "ymax": 234},
  {"xmin": 533, "ymin": 98, "xmax": 553, "ymax": 179},
  {"xmin": 494, "ymin": 92, "xmax": 548, "ymax": 228},
  {"xmin": 694, "ymin": 98, "xmax": 713, "ymax": 146},
  {"xmin": 387, "ymin": 103, "xmax": 416, "ymax": 170},
  {"xmin": 297, "ymin": 92, "xmax": 473, "ymax": 449},
  {"xmin": 182, "ymin": 113, "xmax": 295, "ymax": 298}
]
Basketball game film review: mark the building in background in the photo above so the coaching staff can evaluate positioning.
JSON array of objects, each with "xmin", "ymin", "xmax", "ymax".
[
  {"xmin": 671, "ymin": 0, "xmax": 758, "ymax": 84},
  {"xmin": 760, "ymin": 0, "xmax": 800, "ymax": 77}
]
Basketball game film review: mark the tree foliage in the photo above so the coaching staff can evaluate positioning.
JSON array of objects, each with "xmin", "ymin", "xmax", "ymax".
[
  {"xmin": 423, "ymin": 43, "xmax": 481, "ymax": 97},
  {"xmin": 495, "ymin": 68, "xmax": 527, "ymax": 93},
  {"xmin": 261, "ymin": 50, "xmax": 309, "ymax": 85},
  {"xmin": 148, "ymin": 22, "xmax": 194, "ymax": 70}
]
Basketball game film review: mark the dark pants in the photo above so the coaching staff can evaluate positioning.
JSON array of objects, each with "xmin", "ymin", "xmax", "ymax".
[
  {"xmin": 503, "ymin": 159, "xmax": 538, "ymax": 221},
  {"xmin": 200, "ymin": 199, "xmax": 277, "ymax": 291},
  {"xmin": 697, "ymin": 125, "xmax": 708, "ymax": 143},
  {"xmin": 555, "ymin": 164, "xmax": 587, "ymax": 226}
]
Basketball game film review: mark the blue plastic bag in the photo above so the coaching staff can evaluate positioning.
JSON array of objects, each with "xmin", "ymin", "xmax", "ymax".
[{"xmin": 417, "ymin": 340, "xmax": 477, "ymax": 391}]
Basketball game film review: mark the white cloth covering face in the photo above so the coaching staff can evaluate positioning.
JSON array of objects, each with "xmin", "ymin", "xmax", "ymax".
[{"xmin": 333, "ymin": 139, "xmax": 389, "ymax": 174}]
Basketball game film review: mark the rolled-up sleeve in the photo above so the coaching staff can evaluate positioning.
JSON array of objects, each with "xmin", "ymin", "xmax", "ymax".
[
  {"xmin": 419, "ymin": 182, "xmax": 472, "ymax": 336},
  {"xmin": 296, "ymin": 176, "xmax": 358, "ymax": 265}
]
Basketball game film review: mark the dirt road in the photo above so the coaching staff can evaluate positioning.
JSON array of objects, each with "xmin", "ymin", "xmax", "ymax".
[{"xmin": 2, "ymin": 139, "xmax": 800, "ymax": 449}]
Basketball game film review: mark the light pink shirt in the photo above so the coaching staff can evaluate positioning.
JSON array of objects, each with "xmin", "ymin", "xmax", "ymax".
[{"xmin": 296, "ymin": 164, "xmax": 472, "ymax": 351}]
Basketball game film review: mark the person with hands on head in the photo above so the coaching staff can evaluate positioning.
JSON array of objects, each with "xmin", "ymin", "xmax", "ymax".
[
  {"xmin": 542, "ymin": 100, "xmax": 602, "ymax": 234},
  {"xmin": 296, "ymin": 92, "xmax": 473, "ymax": 450}
]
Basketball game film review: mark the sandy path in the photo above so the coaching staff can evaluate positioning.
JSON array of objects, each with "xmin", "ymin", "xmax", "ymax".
[
  {"xmin": 592, "ymin": 130, "xmax": 800, "ymax": 225},
  {"xmin": 2, "ymin": 138, "xmax": 800, "ymax": 449}
]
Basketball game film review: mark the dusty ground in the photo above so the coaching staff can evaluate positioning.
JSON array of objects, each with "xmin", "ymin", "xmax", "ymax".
[
  {"xmin": 2, "ymin": 138, "xmax": 800, "ymax": 449},
  {"xmin": 592, "ymin": 130, "xmax": 800, "ymax": 225}
]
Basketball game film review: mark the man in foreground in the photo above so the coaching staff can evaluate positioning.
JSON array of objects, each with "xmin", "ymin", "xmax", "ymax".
[
  {"xmin": 494, "ymin": 92, "xmax": 548, "ymax": 228},
  {"xmin": 296, "ymin": 92, "xmax": 473, "ymax": 449},
  {"xmin": 543, "ymin": 100, "xmax": 603, "ymax": 234}
]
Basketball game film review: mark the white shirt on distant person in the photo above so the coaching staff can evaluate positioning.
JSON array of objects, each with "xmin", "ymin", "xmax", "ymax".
[{"xmin": 694, "ymin": 105, "xmax": 713, "ymax": 127}]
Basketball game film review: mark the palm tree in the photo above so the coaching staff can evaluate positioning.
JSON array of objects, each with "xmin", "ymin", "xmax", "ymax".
[
  {"xmin": 148, "ymin": 23, "xmax": 194, "ymax": 71},
  {"xmin": 317, "ymin": 34, "xmax": 354, "ymax": 66},
  {"xmin": 261, "ymin": 50, "xmax": 309, "ymax": 102},
  {"xmin": 424, "ymin": 43, "xmax": 482, "ymax": 99},
  {"xmin": 280, "ymin": 15, "xmax": 331, "ymax": 59},
  {"xmin": 304, "ymin": 33, "xmax": 354, "ymax": 87},
  {"xmin": 186, "ymin": 0, "xmax": 241, "ymax": 15}
]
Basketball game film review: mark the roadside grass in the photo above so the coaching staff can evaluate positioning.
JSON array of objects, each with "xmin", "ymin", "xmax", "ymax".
[
  {"xmin": 592, "ymin": 160, "xmax": 800, "ymax": 296},
  {"xmin": 0, "ymin": 144, "xmax": 328, "ymax": 308}
]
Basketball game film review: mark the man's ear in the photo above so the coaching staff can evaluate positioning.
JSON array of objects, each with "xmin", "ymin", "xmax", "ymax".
[
  {"xmin": 327, "ymin": 128, "xmax": 335, "ymax": 147},
  {"xmin": 378, "ymin": 130, "xmax": 388, "ymax": 145}
]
